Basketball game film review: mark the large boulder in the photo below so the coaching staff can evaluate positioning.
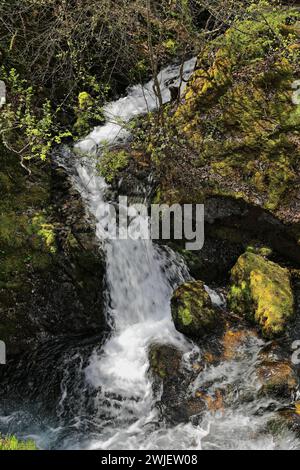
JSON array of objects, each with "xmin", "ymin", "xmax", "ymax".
[
  {"xmin": 171, "ymin": 281, "xmax": 219, "ymax": 339},
  {"xmin": 228, "ymin": 252, "xmax": 294, "ymax": 338}
]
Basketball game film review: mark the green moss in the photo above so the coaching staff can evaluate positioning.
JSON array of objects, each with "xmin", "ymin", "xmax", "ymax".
[
  {"xmin": 171, "ymin": 281, "xmax": 219, "ymax": 339},
  {"xmin": 0, "ymin": 146, "xmax": 55, "ymax": 295},
  {"xmin": 178, "ymin": 305, "xmax": 193, "ymax": 326},
  {"xmin": 148, "ymin": 344, "xmax": 182, "ymax": 380},
  {"xmin": 0, "ymin": 435, "xmax": 37, "ymax": 450},
  {"xmin": 144, "ymin": 3, "xmax": 300, "ymax": 223},
  {"xmin": 99, "ymin": 149, "xmax": 130, "ymax": 183},
  {"xmin": 228, "ymin": 252, "xmax": 294, "ymax": 338},
  {"xmin": 32, "ymin": 215, "xmax": 56, "ymax": 254},
  {"xmin": 246, "ymin": 245, "xmax": 273, "ymax": 257}
]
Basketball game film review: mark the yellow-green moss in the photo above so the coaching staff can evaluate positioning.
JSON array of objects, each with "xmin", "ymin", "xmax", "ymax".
[
  {"xmin": 171, "ymin": 281, "xmax": 219, "ymax": 338},
  {"xmin": 147, "ymin": 3, "xmax": 300, "ymax": 221},
  {"xmin": 0, "ymin": 435, "xmax": 37, "ymax": 450},
  {"xmin": 228, "ymin": 252, "xmax": 294, "ymax": 337},
  {"xmin": 99, "ymin": 149, "xmax": 130, "ymax": 183},
  {"xmin": 32, "ymin": 214, "xmax": 56, "ymax": 254}
]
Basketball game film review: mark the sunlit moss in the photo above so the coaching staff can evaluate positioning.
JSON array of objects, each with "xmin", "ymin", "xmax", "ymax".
[
  {"xmin": 0, "ymin": 435, "xmax": 37, "ymax": 451},
  {"xmin": 228, "ymin": 252, "xmax": 294, "ymax": 337},
  {"xmin": 171, "ymin": 281, "xmax": 218, "ymax": 338}
]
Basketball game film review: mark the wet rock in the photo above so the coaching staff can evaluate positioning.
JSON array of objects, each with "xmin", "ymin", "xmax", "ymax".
[
  {"xmin": 171, "ymin": 281, "xmax": 219, "ymax": 339},
  {"xmin": 275, "ymin": 404, "xmax": 300, "ymax": 439},
  {"xmin": 0, "ymin": 146, "xmax": 106, "ymax": 357},
  {"xmin": 194, "ymin": 389, "xmax": 224, "ymax": 414},
  {"xmin": 148, "ymin": 343, "xmax": 206, "ymax": 424},
  {"xmin": 148, "ymin": 343, "xmax": 182, "ymax": 380},
  {"xmin": 221, "ymin": 329, "xmax": 258, "ymax": 361},
  {"xmin": 257, "ymin": 359, "xmax": 297, "ymax": 398},
  {"xmin": 228, "ymin": 252, "xmax": 294, "ymax": 338}
]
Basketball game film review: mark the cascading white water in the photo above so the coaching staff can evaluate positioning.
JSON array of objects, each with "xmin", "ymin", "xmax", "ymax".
[
  {"xmin": 68, "ymin": 58, "xmax": 209, "ymax": 449},
  {"xmin": 58, "ymin": 59, "xmax": 300, "ymax": 450}
]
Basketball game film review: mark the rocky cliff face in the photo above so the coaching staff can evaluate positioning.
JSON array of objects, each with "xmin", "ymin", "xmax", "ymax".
[{"xmin": 0, "ymin": 145, "xmax": 106, "ymax": 358}]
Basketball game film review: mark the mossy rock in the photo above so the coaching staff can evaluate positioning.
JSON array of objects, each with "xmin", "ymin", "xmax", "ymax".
[
  {"xmin": 0, "ymin": 145, "xmax": 105, "ymax": 355},
  {"xmin": 149, "ymin": 4, "xmax": 300, "ymax": 236},
  {"xmin": 171, "ymin": 281, "xmax": 219, "ymax": 339},
  {"xmin": 228, "ymin": 252, "xmax": 294, "ymax": 338},
  {"xmin": 148, "ymin": 344, "xmax": 182, "ymax": 380}
]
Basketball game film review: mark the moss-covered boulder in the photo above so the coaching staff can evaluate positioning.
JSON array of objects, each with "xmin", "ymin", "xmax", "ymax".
[
  {"xmin": 148, "ymin": 344, "xmax": 183, "ymax": 380},
  {"xmin": 171, "ymin": 281, "xmax": 219, "ymax": 339},
  {"xmin": 172, "ymin": 4, "xmax": 300, "ymax": 217},
  {"xmin": 228, "ymin": 252, "xmax": 294, "ymax": 337}
]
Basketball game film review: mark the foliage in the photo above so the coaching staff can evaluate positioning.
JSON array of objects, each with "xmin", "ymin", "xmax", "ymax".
[
  {"xmin": 0, "ymin": 67, "xmax": 72, "ymax": 161},
  {"xmin": 131, "ymin": 1, "xmax": 300, "ymax": 218},
  {"xmin": 98, "ymin": 149, "xmax": 130, "ymax": 183},
  {"xmin": 0, "ymin": 0, "xmax": 206, "ymax": 163},
  {"xmin": 0, "ymin": 435, "xmax": 37, "ymax": 450}
]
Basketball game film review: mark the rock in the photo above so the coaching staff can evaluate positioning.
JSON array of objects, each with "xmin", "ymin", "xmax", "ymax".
[
  {"xmin": 257, "ymin": 359, "xmax": 297, "ymax": 398},
  {"xmin": 221, "ymin": 329, "xmax": 258, "ymax": 361},
  {"xmin": 228, "ymin": 252, "xmax": 294, "ymax": 338},
  {"xmin": 148, "ymin": 343, "xmax": 183, "ymax": 380},
  {"xmin": 0, "ymin": 145, "xmax": 106, "ymax": 357},
  {"xmin": 148, "ymin": 342, "xmax": 207, "ymax": 424},
  {"xmin": 171, "ymin": 281, "xmax": 219, "ymax": 339},
  {"xmin": 275, "ymin": 404, "xmax": 300, "ymax": 439},
  {"xmin": 145, "ymin": 5, "xmax": 300, "ymax": 263}
]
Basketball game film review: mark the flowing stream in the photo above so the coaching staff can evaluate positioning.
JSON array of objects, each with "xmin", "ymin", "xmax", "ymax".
[
  {"xmin": 66, "ymin": 59, "xmax": 299, "ymax": 450},
  {"xmin": 1, "ymin": 59, "xmax": 299, "ymax": 450}
]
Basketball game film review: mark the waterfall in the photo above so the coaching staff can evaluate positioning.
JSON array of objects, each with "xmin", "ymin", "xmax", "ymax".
[
  {"xmin": 62, "ymin": 59, "xmax": 299, "ymax": 450},
  {"xmin": 69, "ymin": 58, "xmax": 210, "ymax": 449},
  {"xmin": 1, "ymin": 58, "xmax": 298, "ymax": 450}
]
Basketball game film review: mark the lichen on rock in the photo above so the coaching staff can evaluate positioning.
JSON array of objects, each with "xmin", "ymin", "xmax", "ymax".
[
  {"xmin": 171, "ymin": 281, "xmax": 219, "ymax": 339},
  {"xmin": 228, "ymin": 252, "xmax": 294, "ymax": 338}
]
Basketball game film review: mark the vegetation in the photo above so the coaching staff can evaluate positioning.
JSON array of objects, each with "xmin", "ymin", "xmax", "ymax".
[
  {"xmin": 228, "ymin": 252, "xmax": 294, "ymax": 338},
  {"xmin": 0, "ymin": 435, "xmax": 37, "ymax": 450},
  {"xmin": 171, "ymin": 280, "xmax": 219, "ymax": 338},
  {"xmin": 128, "ymin": 1, "xmax": 300, "ymax": 226},
  {"xmin": 0, "ymin": 0, "xmax": 211, "ymax": 165},
  {"xmin": 99, "ymin": 149, "xmax": 130, "ymax": 183},
  {"xmin": 1, "ymin": 0, "xmax": 300, "ymax": 449}
]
